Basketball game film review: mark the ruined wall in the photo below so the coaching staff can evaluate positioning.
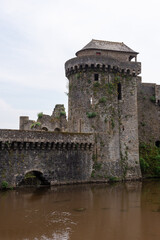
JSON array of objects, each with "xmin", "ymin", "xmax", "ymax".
[
  {"xmin": 19, "ymin": 105, "xmax": 67, "ymax": 132},
  {"xmin": 0, "ymin": 130, "xmax": 93, "ymax": 187},
  {"xmin": 137, "ymin": 79, "xmax": 160, "ymax": 144},
  {"xmin": 65, "ymin": 55, "xmax": 141, "ymax": 179}
]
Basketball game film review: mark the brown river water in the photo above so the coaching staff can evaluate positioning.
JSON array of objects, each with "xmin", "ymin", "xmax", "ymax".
[{"xmin": 0, "ymin": 180, "xmax": 160, "ymax": 240}]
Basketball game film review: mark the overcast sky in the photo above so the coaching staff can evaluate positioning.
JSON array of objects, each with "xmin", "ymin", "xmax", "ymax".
[{"xmin": 0, "ymin": 0, "xmax": 160, "ymax": 129}]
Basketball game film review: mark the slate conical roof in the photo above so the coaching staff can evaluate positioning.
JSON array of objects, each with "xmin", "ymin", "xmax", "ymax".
[{"xmin": 76, "ymin": 39, "xmax": 138, "ymax": 55}]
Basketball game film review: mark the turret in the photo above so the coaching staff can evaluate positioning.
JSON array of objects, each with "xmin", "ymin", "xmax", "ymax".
[{"xmin": 65, "ymin": 39, "xmax": 141, "ymax": 180}]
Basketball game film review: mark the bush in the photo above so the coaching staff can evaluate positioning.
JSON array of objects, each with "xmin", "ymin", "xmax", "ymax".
[
  {"xmin": 140, "ymin": 157, "xmax": 149, "ymax": 173},
  {"xmin": 139, "ymin": 142, "xmax": 160, "ymax": 177},
  {"xmin": 93, "ymin": 162, "xmax": 102, "ymax": 171},
  {"xmin": 93, "ymin": 82, "xmax": 100, "ymax": 87},
  {"xmin": 37, "ymin": 112, "xmax": 43, "ymax": 119},
  {"xmin": 1, "ymin": 181, "xmax": 8, "ymax": 189},
  {"xmin": 87, "ymin": 112, "xmax": 97, "ymax": 118},
  {"xmin": 99, "ymin": 97, "xmax": 106, "ymax": 103},
  {"xmin": 150, "ymin": 96, "xmax": 156, "ymax": 103},
  {"xmin": 30, "ymin": 122, "xmax": 41, "ymax": 129},
  {"xmin": 60, "ymin": 111, "xmax": 66, "ymax": 117}
]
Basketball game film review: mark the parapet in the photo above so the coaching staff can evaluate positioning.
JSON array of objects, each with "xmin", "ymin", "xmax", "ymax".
[{"xmin": 65, "ymin": 55, "xmax": 141, "ymax": 77}]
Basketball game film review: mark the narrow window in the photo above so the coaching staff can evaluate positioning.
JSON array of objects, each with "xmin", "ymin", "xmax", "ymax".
[
  {"xmin": 94, "ymin": 74, "xmax": 99, "ymax": 81},
  {"xmin": 155, "ymin": 141, "xmax": 160, "ymax": 148},
  {"xmin": 79, "ymin": 119, "xmax": 82, "ymax": 133},
  {"xmin": 118, "ymin": 83, "xmax": 122, "ymax": 100}
]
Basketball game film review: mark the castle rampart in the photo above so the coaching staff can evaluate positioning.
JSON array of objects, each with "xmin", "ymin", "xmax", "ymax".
[{"xmin": 0, "ymin": 130, "xmax": 94, "ymax": 187}]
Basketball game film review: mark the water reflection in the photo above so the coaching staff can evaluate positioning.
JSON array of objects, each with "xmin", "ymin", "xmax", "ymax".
[{"xmin": 0, "ymin": 181, "xmax": 160, "ymax": 240}]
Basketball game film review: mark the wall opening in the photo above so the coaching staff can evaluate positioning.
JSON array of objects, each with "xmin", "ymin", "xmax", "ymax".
[
  {"xmin": 94, "ymin": 74, "xmax": 99, "ymax": 81},
  {"xmin": 42, "ymin": 127, "xmax": 48, "ymax": 131},
  {"xmin": 155, "ymin": 141, "xmax": 160, "ymax": 148},
  {"xmin": 54, "ymin": 128, "xmax": 61, "ymax": 132},
  {"xmin": 117, "ymin": 83, "xmax": 122, "ymax": 100},
  {"xmin": 19, "ymin": 171, "xmax": 50, "ymax": 186}
]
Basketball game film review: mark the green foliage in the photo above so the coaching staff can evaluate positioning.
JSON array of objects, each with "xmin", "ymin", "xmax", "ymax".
[
  {"xmin": 86, "ymin": 112, "xmax": 97, "ymax": 118},
  {"xmin": 104, "ymin": 117, "xmax": 108, "ymax": 123},
  {"xmin": 114, "ymin": 75, "xmax": 121, "ymax": 82},
  {"xmin": 1, "ymin": 181, "xmax": 8, "ymax": 189},
  {"xmin": 107, "ymin": 83, "xmax": 114, "ymax": 94},
  {"xmin": 37, "ymin": 112, "xmax": 43, "ymax": 119},
  {"xmin": 139, "ymin": 142, "xmax": 160, "ymax": 177},
  {"xmin": 150, "ymin": 96, "xmax": 156, "ymax": 103},
  {"xmin": 111, "ymin": 118, "xmax": 115, "ymax": 129},
  {"xmin": 108, "ymin": 176, "xmax": 119, "ymax": 182},
  {"xmin": 76, "ymin": 72, "xmax": 81, "ymax": 79},
  {"xmin": 91, "ymin": 170, "xmax": 95, "ymax": 178},
  {"xmin": 140, "ymin": 157, "xmax": 149, "ymax": 173},
  {"xmin": 93, "ymin": 82, "xmax": 100, "ymax": 87},
  {"xmin": 140, "ymin": 122, "xmax": 146, "ymax": 127},
  {"xmin": 93, "ymin": 161, "xmax": 102, "ymax": 171},
  {"xmin": 30, "ymin": 122, "xmax": 41, "ymax": 129},
  {"xmin": 25, "ymin": 172, "xmax": 36, "ymax": 179},
  {"xmin": 99, "ymin": 97, "xmax": 107, "ymax": 103},
  {"xmin": 60, "ymin": 111, "xmax": 66, "ymax": 117}
]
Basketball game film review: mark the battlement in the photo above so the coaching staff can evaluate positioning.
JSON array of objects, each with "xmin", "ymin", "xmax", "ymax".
[
  {"xmin": 65, "ymin": 55, "xmax": 141, "ymax": 77},
  {"xmin": 0, "ymin": 129, "xmax": 94, "ymax": 151}
]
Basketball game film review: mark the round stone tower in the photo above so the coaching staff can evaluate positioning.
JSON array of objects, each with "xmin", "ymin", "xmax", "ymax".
[{"xmin": 65, "ymin": 39, "xmax": 142, "ymax": 180}]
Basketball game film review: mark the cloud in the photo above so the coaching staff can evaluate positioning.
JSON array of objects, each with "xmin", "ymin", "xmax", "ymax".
[
  {"xmin": 0, "ymin": 0, "xmax": 160, "ymax": 128},
  {"xmin": 0, "ymin": 98, "xmax": 38, "ymax": 129}
]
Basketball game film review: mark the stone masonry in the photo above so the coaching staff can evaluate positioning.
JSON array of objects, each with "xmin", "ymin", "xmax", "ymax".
[
  {"xmin": 0, "ymin": 130, "xmax": 93, "ymax": 186},
  {"xmin": 2, "ymin": 38, "xmax": 160, "ymax": 186}
]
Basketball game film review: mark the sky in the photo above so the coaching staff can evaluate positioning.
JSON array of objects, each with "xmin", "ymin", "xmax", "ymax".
[{"xmin": 0, "ymin": 0, "xmax": 160, "ymax": 129}]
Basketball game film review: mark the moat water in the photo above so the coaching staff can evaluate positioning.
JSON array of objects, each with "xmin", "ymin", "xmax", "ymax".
[{"xmin": 1, "ymin": 180, "xmax": 160, "ymax": 240}]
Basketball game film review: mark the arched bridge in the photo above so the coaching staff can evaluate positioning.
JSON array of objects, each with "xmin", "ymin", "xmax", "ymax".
[{"xmin": 0, "ymin": 130, "xmax": 94, "ymax": 187}]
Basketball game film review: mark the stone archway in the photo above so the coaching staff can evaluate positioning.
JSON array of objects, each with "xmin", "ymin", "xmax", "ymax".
[{"xmin": 18, "ymin": 170, "xmax": 50, "ymax": 186}]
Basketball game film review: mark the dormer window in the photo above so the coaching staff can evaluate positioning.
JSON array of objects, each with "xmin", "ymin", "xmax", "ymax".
[{"xmin": 96, "ymin": 52, "xmax": 101, "ymax": 55}]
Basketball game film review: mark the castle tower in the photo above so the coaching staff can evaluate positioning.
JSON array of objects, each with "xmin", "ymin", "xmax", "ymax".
[{"xmin": 65, "ymin": 39, "xmax": 141, "ymax": 179}]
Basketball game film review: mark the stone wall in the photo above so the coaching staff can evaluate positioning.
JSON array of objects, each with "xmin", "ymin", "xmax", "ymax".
[
  {"xmin": 76, "ymin": 49, "xmax": 137, "ymax": 62},
  {"xmin": 0, "ymin": 130, "xmax": 93, "ymax": 187},
  {"xmin": 137, "ymin": 78, "xmax": 160, "ymax": 144}
]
